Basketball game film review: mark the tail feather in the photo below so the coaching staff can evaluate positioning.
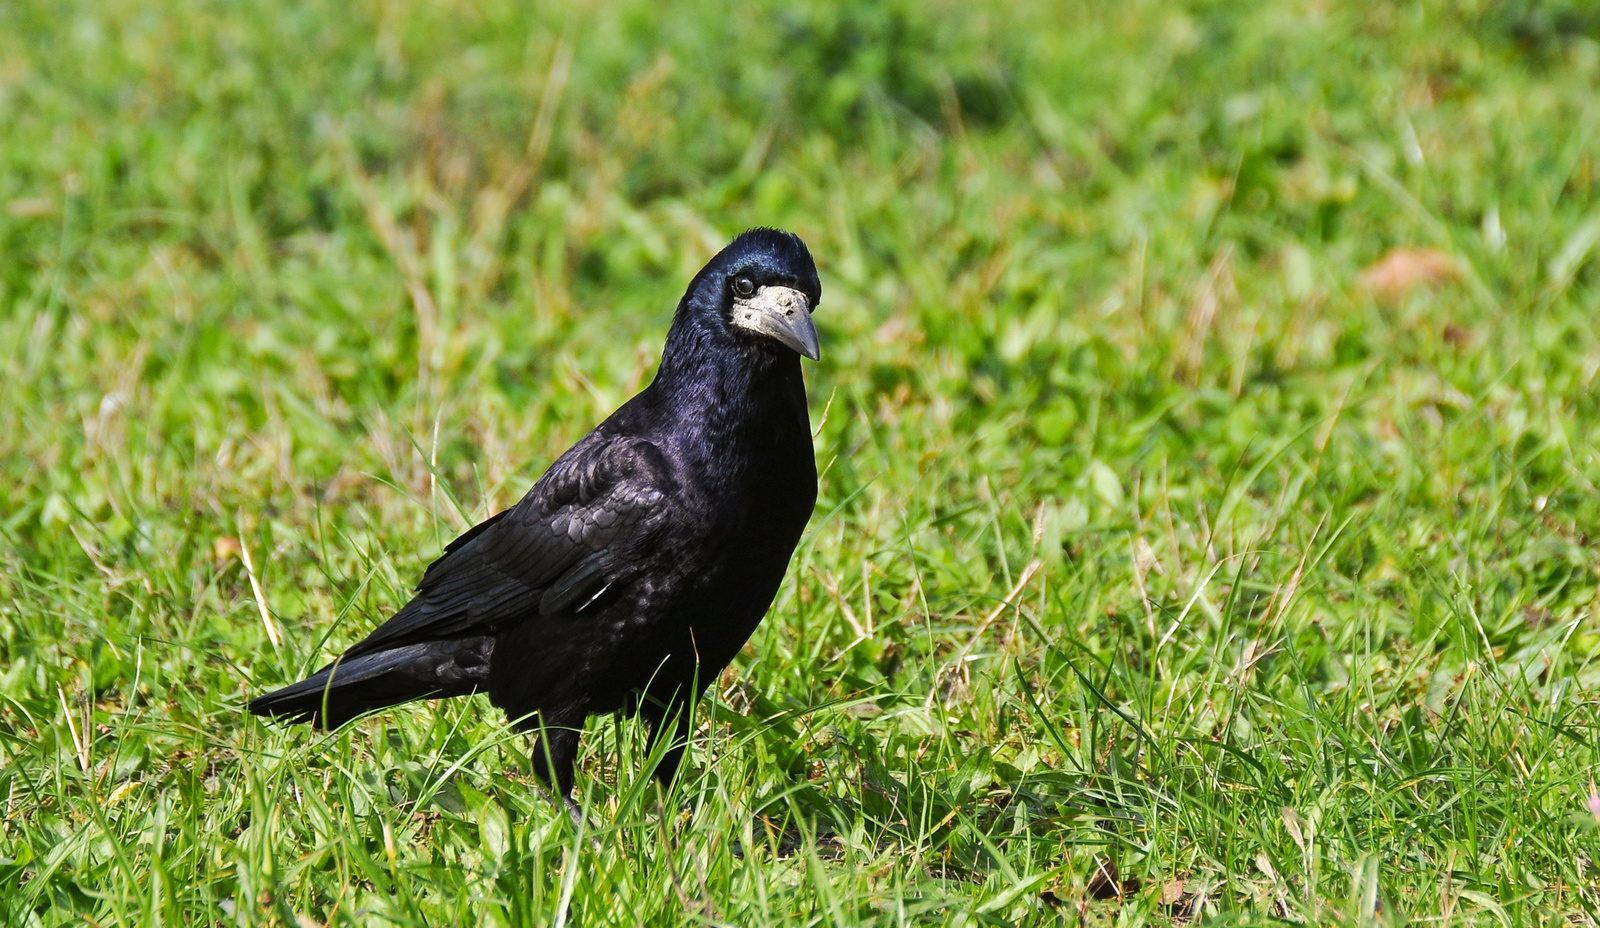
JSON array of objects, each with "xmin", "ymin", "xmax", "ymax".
[{"xmin": 249, "ymin": 636, "xmax": 493, "ymax": 728}]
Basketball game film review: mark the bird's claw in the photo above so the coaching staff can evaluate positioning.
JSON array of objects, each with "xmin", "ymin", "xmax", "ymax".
[{"xmin": 534, "ymin": 782, "xmax": 601, "ymax": 850}]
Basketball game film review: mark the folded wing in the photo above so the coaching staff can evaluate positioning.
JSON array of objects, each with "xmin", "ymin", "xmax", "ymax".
[
  {"xmin": 248, "ymin": 433, "xmax": 675, "ymax": 725},
  {"xmin": 347, "ymin": 433, "xmax": 675, "ymax": 656}
]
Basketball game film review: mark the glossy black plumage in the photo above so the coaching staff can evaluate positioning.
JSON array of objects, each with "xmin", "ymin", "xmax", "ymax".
[{"xmin": 249, "ymin": 228, "xmax": 822, "ymax": 796}]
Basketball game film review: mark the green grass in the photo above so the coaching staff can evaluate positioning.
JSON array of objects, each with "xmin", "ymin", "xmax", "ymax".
[{"xmin": 3, "ymin": 0, "xmax": 1600, "ymax": 924}]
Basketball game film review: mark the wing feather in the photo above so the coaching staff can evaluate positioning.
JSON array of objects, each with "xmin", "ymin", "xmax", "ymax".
[{"xmin": 342, "ymin": 435, "xmax": 673, "ymax": 658}]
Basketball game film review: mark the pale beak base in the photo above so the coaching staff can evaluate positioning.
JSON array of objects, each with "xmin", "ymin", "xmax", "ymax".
[{"xmin": 731, "ymin": 285, "xmax": 820, "ymax": 360}]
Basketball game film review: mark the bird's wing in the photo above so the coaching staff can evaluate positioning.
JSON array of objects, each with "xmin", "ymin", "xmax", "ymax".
[{"xmin": 342, "ymin": 434, "xmax": 676, "ymax": 657}]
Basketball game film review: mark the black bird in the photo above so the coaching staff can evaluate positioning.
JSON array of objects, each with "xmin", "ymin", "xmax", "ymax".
[{"xmin": 250, "ymin": 228, "xmax": 821, "ymax": 801}]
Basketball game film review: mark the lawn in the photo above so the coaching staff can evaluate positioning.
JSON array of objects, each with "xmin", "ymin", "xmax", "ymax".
[{"xmin": 3, "ymin": 0, "xmax": 1600, "ymax": 924}]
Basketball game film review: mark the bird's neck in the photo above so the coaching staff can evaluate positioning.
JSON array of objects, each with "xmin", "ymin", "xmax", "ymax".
[{"xmin": 650, "ymin": 319, "xmax": 808, "ymax": 451}]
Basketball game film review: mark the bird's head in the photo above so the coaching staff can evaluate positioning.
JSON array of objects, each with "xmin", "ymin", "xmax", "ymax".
[{"xmin": 677, "ymin": 228, "xmax": 822, "ymax": 361}]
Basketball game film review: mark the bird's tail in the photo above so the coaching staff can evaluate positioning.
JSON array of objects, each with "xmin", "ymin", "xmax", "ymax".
[{"xmin": 248, "ymin": 637, "xmax": 493, "ymax": 728}]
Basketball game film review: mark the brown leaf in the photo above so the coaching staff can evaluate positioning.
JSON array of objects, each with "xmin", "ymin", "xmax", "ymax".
[
  {"xmin": 1357, "ymin": 247, "xmax": 1458, "ymax": 302},
  {"xmin": 1086, "ymin": 857, "xmax": 1140, "ymax": 899}
]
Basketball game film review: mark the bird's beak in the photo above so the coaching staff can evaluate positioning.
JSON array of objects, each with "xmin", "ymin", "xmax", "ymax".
[{"xmin": 732, "ymin": 286, "xmax": 820, "ymax": 360}]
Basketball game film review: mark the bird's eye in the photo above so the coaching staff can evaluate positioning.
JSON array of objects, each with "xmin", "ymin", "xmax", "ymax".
[{"xmin": 732, "ymin": 277, "xmax": 755, "ymax": 298}]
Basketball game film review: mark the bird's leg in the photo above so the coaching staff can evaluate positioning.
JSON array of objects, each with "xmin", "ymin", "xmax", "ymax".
[
  {"xmin": 530, "ymin": 721, "xmax": 579, "ymax": 795},
  {"xmin": 530, "ymin": 719, "xmax": 586, "ymax": 829}
]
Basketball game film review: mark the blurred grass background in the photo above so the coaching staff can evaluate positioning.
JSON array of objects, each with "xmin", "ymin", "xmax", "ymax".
[{"xmin": 3, "ymin": 0, "xmax": 1600, "ymax": 924}]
